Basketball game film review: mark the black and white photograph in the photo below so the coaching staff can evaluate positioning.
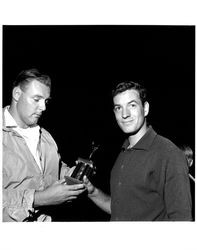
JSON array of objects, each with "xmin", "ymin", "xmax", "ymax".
[
  {"xmin": 3, "ymin": 24, "xmax": 195, "ymax": 221},
  {"xmin": 0, "ymin": 1, "xmax": 196, "ymax": 250}
]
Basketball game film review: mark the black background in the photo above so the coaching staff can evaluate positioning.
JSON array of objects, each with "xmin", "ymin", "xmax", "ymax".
[{"xmin": 3, "ymin": 25, "xmax": 195, "ymax": 221}]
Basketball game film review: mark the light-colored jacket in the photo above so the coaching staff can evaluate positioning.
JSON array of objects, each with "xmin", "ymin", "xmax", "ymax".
[{"xmin": 3, "ymin": 108, "xmax": 68, "ymax": 222}]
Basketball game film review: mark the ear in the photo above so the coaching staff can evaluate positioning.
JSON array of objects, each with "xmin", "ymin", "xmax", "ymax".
[
  {"xmin": 144, "ymin": 101, "xmax": 149, "ymax": 117},
  {"xmin": 12, "ymin": 86, "xmax": 22, "ymax": 102}
]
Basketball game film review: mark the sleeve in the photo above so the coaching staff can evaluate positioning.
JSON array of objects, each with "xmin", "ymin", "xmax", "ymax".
[
  {"xmin": 59, "ymin": 161, "xmax": 71, "ymax": 179},
  {"xmin": 164, "ymin": 146, "xmax": 192, "ymax": 221},
  {"xmin": 3, "ymin": 150, "xmax": 35, "ymax": 222},
  {"xmin": 43, "ymin": 128, "xmax": 70, "ymax": 180},
  {"xmin": 3, "ymin": 188, "xmax": 35, "ymax": 222}
]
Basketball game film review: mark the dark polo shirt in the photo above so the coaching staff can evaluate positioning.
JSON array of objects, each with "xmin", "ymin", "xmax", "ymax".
[{"xmin": 110, "ymin": 126, "xmax": 192, "ymax": 221}]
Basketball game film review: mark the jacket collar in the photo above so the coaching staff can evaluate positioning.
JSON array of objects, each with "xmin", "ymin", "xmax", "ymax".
[
  {"xmin": 3, "ymin": 106, "xmax": 18, "ymax": 128},
  {"xmin": 2, "ymin": 107, "xmax": 41, "ymax": 135},
  {"xmin": 2, "ymin": 107, "xmax": 15, "ymax": 132}
]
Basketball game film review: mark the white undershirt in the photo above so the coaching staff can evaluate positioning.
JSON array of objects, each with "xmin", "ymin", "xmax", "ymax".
[{"xmin": 4, "ymin": 107, "xmax": 42, "ymax": 171}]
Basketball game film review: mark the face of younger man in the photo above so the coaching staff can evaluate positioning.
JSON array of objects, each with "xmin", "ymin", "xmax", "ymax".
[{"xmin": 113, "ymin": 89, "xmax": 149, "ymax": 136}]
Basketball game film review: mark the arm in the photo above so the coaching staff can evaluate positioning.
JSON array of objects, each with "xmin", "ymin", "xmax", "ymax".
[
  {"xmin": 164, "ymin": 148, "xmax": 192, "ymax": 221},
  {"xmin": 3, "ymin": 128, "xmax": 84, "ymax": 221},
  {"xmin": 3, "ymin": 176, "xmax": 85, "ymax": 221},
  {"xmin": 3, "ymin": 155, "xmax": 85, "ymax": 221},
  {"xmin": 83, "ymin": 176, "xmax": 111, "ymax": 214},
  {"xmin": 3, "ymin": 152, "xmax": 36, "ymax": 222},
  {"xmin": 3, "ymin": 187, "xmax": 36, "ymax": 222}
]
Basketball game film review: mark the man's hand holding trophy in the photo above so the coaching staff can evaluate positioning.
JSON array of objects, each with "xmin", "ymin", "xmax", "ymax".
[{"xmin": 65, "ymin": 142, "xmax": 99, "ymax": 185}]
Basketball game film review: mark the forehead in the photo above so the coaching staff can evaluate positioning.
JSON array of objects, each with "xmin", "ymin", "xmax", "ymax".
[
  {"xmin": 113, "ymin": 89, "xmax": 141, "ymax": 105},
  {"xmin": 24, "ymin": 79, "xmax": 50, "ymax": 97}
]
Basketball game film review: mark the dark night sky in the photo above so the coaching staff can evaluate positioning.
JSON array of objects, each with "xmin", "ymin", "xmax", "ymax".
[{"xmin": 2, "ymin": 25, "xmax": 195, "ymax": 220}]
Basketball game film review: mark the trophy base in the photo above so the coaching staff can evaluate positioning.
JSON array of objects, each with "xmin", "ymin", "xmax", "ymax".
[{"xmin": 64, "ymin": 176, "xmax": 83, "ymax": 185}]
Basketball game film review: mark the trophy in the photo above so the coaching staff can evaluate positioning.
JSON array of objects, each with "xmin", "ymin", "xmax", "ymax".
[{"xmin": 65, "ymin": 142, "xmax": 99, "ymax": 185}]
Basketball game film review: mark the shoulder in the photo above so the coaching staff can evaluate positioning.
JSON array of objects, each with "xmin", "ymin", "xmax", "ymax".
[
  {"xmin": 153, "ymin": 133, "xmax": 186, "ymax": 162},
  {"xmin": 40, "ymin": 127, "xmax": 58, "ymax": 147},
  {"xmin": 154, "ymin": 133, "xmax": 179, "ymax": 151},
  {"xmin": 40, "ymin": 127, "xmax": 52, "ymax": 136}
]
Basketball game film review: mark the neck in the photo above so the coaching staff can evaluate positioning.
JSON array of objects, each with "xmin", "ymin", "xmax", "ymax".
[{"xmin": 128, "ymin": 122, "xmax": 148, "ymax": 148}]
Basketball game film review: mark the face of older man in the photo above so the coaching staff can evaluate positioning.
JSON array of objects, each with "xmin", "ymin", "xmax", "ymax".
[{"xmin": 14, "ymin": 79, "xmax": 51, "ymax": 128}]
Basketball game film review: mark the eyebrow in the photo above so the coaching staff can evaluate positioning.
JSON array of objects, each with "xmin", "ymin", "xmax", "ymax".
[
  {"xmin": 32, "ymin": 95, "xmax": 51, "ymax": 100},
  {"xmin": 128, "ymin": 100, "xmax": 138, "ymax": 104},
  {"xmin": 114, "ymin": 100, "xmax": 138, "ymax": 107}
]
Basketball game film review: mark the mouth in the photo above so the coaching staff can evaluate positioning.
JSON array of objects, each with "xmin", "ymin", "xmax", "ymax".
[
  {"xmin": 34, "ymin": 113, "xmax": 42, "ymax": 118},
  {"xmin": 122, "ymin": 120, "xmax": 134, "ymax": 125}
]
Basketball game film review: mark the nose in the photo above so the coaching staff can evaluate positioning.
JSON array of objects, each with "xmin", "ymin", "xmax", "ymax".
[
  {"xmin": 122, "ymin": 107, "xmax": 130, "ymax": 119},
  {"xmin": 39, "ymin": 99, "xmax": 46, "ymax": 111}
]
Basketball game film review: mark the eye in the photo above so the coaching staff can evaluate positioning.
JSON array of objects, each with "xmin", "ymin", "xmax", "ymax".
[
  {"xmin": 114, "ymin": 106, "xmax": 121, "ymax": 112},
  {"xmin": 129, "ymin": 102, "xmax": 137, "ymax": 108},
  {"xmin": 33, "ymin": 98, "xmax": 40, "ymax": 102}
]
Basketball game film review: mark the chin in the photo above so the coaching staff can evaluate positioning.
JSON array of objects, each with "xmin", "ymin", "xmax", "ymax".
[
  {"xmin": 124, "ymin": 130, "xmax": 135, "ymax": 134},
  {"xmin": 28, "ymin": 121, "xmax": 38, "ymax": 127},
  {"xmin": 121, "ymin": 126, "xmax": 135, "ymax": 134}
]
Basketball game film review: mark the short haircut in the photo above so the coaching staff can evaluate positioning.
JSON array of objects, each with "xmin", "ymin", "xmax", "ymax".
[
  {"xmin": 13, "ymin": 68, "xmax": 51, "ymax": 91},
  {"xmin": 112, "ymin": 81, "xmax": 147, "ymax": 105},
  {"xmin": 180, "ymin": 145, "xmax": 193, "ymax": 162}
]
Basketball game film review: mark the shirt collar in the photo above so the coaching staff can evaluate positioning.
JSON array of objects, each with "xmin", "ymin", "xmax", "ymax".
[
  {"xmin": 122, "ymin": 126, "xmax": 157, "ymax": 151},
  {"xmin": 4, "ymin": 106, "xmax": 18, "ymax": 128}
]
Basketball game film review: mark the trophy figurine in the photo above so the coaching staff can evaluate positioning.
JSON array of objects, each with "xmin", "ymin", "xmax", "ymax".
[{"xmin": 65, "ymin": 142, "xmax": 99, "ymax": 185}]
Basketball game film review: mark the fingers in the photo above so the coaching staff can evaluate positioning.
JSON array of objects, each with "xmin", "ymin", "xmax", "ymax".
[
  {"xmin": 58, "ymin": 179, "xmax": 85, "ymax": 190},
  {"xmin": 52, "ymin": 180, "xmax": 86, "ymax": 201},
  {"xmin": 73, "ymin": 187, "xmax": 86, "ymax": 196},
  {"xmin": 67, "ymin": 196, "xmax": 77, "ymax": 201},
  {"xmin": 62, "ymin": 183, "xmax": 86, "ymax": 197},
  {"xmin": 67, "ymin": 183, "xmax": 85, "ymax": 190},
  {"xmin": 64, "ymin": 188, "xmax": 85, "ymax": 199},
  {"xmin": 83, "ymin": 175, "xmax": 89, "ymax": 184}
]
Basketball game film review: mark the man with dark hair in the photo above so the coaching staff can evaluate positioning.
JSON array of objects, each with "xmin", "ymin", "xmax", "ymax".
[
  {"xmin": 180, "ymin": 145, "xmax": 194, "ymax": 169},
  {"xmin": 180, "ymin": 144, "xmax": 195, "ymax": 220},
  {"xmin": 3, "ymin": 69, "xmax": 85, "ymax": 222},
  {"xmin": 85, "ymin": 81, "xmax": 192, "ymax": 221}
]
